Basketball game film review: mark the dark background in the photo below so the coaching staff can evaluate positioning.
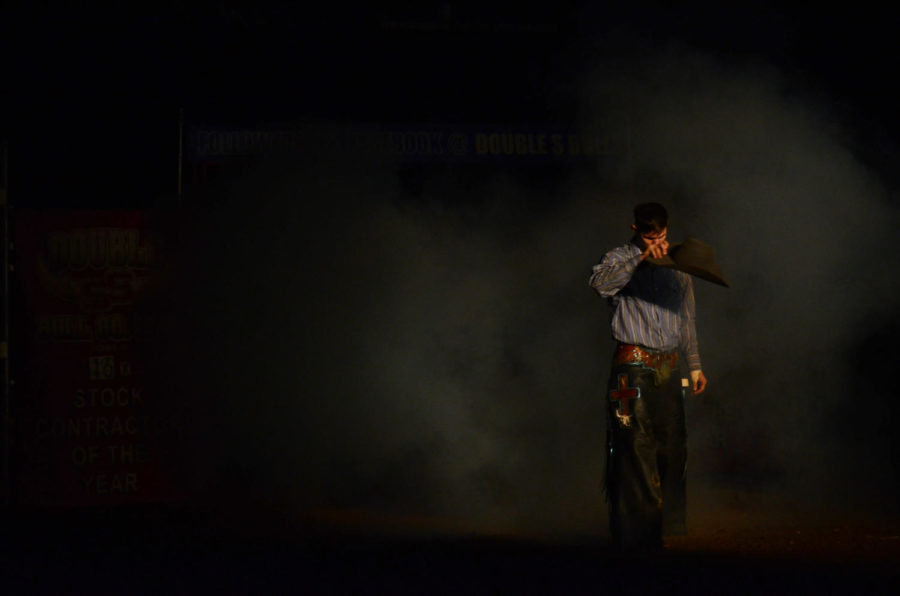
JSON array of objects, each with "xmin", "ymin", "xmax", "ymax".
[
  {"xmin": 3, "ymin": 3, "xmax": 900, "ymax": 593},
  {"xmin": 3, "ymin": 3, "xmax": 899, "ymax": 206},
  {"xmin": 2, "ymin": 0, "xmax": 900, "ymax": 580}
]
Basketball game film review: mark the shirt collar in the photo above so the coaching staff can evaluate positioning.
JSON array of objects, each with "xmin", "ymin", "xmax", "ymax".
[{"xmin": 628, "ymin": 237, "xmax": 643, "ymax": 255}]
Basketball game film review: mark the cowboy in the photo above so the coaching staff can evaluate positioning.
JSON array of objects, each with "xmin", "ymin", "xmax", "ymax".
[{"xmin": 589, "ymin": 202, "xmax": 726, "ymax": 550}]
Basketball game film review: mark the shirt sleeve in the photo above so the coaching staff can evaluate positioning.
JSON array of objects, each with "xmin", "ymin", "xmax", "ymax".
[
  {"xmin": 679, "ymin": 274, "xmax": 702, "ymax": 371},
  {"xmin": 588, "ymin": 248, "xmax": 643, "ymax": 297}
]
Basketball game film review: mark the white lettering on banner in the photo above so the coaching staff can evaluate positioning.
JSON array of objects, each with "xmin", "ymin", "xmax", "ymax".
[
  {"xmin": 551, "ymin": 134, "xmax": 564, "ymax": 155},
  {"xmin": 119, "ymin": 361, "xmax": 132, "ymax": 377},
  {"xmin": 35, "ymin": 415, "xmax": 180, "ymax": 438},
  {"xmin": 197, "ymin": 130, "xmax": 304, "ymax": 157},
  {"xmin": 473, "ymin": 132, "xmax": 608, "ymax": 157},
  {"xmin": 36, "ymin": 314, "xmax": 165, "ymax": 342},
  {"xmin": 73, "ymin": 387, "xmax": 145, "ymax": 408},
  {"xmin": 83, "ymin": 473, "xmax": 138, "ymax": 495},
  {"xmin": 107, "ymin": 444, "xmax": 150, "ymax": 465},
  {"xmin": 475, "ymin": 133, "xmax": 550, "ymax": 156},
  {"xmin": 72, "ymin": 444, "xmax": 149, "ymax": 466},
  {"xmin": 46, "ymin": 229, "xmax": 155, "ymax": 271},
  {"xmin": 566, "ymin": 134, "xmax": 609, "ymax": 156},
  {"xmin": 191, "ymin": 127, "xmax": 620, "ymax": 161},
  {"xmin": 93, "ymin": 314, "xmax": 131, "ymax": 340},
  {"xmin": 71, "ymin": 445, "xmax": 100, "ymax": 465},
  {"xmin": 89, "ymin": 356, "xmax": 115, "ymax": 380},
  {"xmin": 37, "ymin": 315, "xmax": 93, "ymax": 341},
  {"xmin": 389, "ymin": 131, "xmax": 445, "ymax": 156}
]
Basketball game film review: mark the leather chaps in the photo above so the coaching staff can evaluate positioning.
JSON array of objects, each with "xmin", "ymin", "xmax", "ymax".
[{"xmin": 605, "ymin": 345, "xmax": 687, "ymax": 550}]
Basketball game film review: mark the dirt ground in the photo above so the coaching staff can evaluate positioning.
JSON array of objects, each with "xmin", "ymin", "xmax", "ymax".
[{"xmin": 2, "ymin": 494, "xmax": 898, "ymax": 594}]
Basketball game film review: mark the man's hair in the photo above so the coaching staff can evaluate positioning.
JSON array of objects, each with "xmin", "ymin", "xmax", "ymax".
[{"xmin": 633, "ymin": 202, "xmax": 669, "ymax": 234}]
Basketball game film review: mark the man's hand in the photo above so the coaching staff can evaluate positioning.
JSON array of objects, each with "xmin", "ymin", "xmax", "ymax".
[
  {"xmin": 690, "ymin": 369, "xmax": 707, "ymax": 394},
  {"xmin": 641, "ymin": 238, "xmax": 669, "ymax": 260}
]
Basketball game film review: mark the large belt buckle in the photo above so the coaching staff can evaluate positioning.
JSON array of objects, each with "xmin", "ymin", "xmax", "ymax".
[{"xmin": 630, "ymin": 345, "xmax": 643, "ymax": 363}]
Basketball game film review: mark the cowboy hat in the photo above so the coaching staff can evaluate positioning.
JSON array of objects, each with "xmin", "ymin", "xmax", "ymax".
[{"xmin": 645, "ymin": 237, "xmax": 730, "ymax": 287}]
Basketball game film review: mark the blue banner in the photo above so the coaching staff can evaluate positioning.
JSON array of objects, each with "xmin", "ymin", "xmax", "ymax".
[{"xmin": 187, "ymin": 123, "xmax": 627, "ymax": 164}]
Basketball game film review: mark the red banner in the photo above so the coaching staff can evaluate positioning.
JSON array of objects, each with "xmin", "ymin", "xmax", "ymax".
[{"xmin": 13, "ymin": 210, "xmax": 184, "ymax": 506}]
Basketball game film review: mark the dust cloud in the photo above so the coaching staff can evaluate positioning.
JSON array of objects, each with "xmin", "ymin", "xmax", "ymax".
[{"xmin": 169, "ymin": 44, "xmax": 900, "ymax": 537}]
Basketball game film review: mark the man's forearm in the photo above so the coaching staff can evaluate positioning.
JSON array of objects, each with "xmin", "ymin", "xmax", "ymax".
[{"xmin": 680, "ymin": 277, "xmax": 701, "ymax": 370}]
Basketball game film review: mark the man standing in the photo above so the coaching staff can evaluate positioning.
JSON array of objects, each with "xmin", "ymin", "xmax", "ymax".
[{"xmin": 589, "ymin": 202, "xmax": 707, "ymax": 550}]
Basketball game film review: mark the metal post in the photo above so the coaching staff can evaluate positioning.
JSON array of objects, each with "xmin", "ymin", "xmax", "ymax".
[
  {"xmin": 177, "ymin": 108, "xmax": 184, "ymax": 207},
  {"xmin": 625, "ymin": 112, "xmax": 634, "ymax": 193},
  {"xmin": 0, "ymin": 139, "xmax": 9, "ymax": 505}
]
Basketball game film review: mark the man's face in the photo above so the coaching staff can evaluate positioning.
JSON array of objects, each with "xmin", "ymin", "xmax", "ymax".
[{"xmin": 632, "ymin": 226, "xmax": 668, "ymax": 251}]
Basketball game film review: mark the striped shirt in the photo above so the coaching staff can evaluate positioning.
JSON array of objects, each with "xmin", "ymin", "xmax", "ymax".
[{"xmin": 589, "ymin": 240, "xmax": 701, "ymax": 371}]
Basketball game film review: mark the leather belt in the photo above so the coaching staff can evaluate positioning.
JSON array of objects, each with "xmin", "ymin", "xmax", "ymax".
[{"xmin": 614, "ymin": 343, "xmax": 678, "ymax": 369}]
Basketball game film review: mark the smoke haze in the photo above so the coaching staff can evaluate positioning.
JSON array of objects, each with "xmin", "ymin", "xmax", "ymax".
[
  {"xmin": 579, "ymin": 44, "xmax": 900, "ymax": 512},
  {"xmin": 171, "ymin": 43, "xmax": 900, "ymax": 537}
]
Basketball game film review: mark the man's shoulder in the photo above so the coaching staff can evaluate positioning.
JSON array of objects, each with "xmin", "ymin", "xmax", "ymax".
[
  {"xmin": 669, "ymin": 269, "xmax": 693, "ymax": 289},
  {"xmin": 602, "ymin": 241, "xmax": 640, "ymax": 261}
]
